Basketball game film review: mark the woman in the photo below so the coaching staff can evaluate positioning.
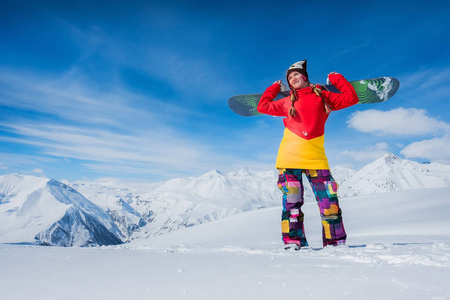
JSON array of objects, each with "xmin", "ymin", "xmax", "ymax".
[{"xmin": 257, "ymin": 60, "xmax": 359, "ymax": 250}]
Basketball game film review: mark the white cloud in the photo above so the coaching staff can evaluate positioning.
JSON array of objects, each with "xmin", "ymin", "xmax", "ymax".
[
  {"xmin": 401, "ymin": 136, "xmax": 450, "ymax": 164},
  {"xmin": 339, "ymin": 142, "xmax": 389, "ymax": 162},
  {"xmin": 347, "ymin": 108, "xmax": 449, "ymax": 136},
  {"xmin": 32, "ymin": 168, "xmax": 44, "ymax": 174}
]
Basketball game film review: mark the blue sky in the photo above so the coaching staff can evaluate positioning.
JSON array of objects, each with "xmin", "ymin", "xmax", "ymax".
[{"xmin": 1, "ymin": 0, "xmax": 449, "ymax": 181}]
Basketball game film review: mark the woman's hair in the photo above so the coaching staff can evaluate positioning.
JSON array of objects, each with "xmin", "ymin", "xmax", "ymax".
[{"xmin": 289, "ymin": 90, "xmax": 298, "ymax": 117}]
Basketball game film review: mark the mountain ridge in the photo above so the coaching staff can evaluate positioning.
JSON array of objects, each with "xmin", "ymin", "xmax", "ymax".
[{"xmin": 1, "ymin": 154, "xmax": 449, "ymax": 246}]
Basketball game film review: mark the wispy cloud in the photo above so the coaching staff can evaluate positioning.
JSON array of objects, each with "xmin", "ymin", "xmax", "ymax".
[
  {"xmin": 0, "ymin": 61, "xmax": 238, "ymax": 179},
  {"xmin": 0, "ymin": 152, "xmax": 59, "ymax": 176},
  {"xmin": 400, "ymin": 67, "xmax": 450, "ymax": 90},
  {"xmin": 0, "ymin": 67, "xmax": 190, "ymax": 127},
  {"xmin": 332, "ymin": 41, "xmax": 370, "ymax": 58},
  {"xmin": 0, "ymin": 120, "xmax": 229, "ymax": 177},
  {"xmin": 398, "ymin": 67, "xmax": 450, "ymax": 101}
]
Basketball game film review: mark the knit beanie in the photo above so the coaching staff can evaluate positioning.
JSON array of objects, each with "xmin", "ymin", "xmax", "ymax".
[{"xmin": 286, "ymin": 60, "xmax": 309, "ymax": 85}]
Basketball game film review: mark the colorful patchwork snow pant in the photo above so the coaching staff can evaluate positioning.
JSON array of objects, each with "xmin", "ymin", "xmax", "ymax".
[{"xmin": 278, "ymin": 168, "xmax": 347, "ymax": 247}]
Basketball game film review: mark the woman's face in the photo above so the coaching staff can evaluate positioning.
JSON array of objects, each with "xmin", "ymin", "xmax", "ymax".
[{"xmin": 288, "ymin": 71, "xmax": 308, "ymax": 90}]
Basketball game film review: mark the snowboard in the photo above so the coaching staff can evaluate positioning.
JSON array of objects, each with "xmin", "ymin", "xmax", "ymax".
[{"xmin": 228, "ymin": 77, "xmax": 400, "ymax": 117}]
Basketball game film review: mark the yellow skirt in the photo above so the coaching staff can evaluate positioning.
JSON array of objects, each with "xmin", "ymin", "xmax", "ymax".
[{"xmin": 276, "ymin": 128, "xmax": 330, "ymax": 170}]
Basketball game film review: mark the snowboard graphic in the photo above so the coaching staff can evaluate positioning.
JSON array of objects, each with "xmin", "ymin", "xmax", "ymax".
[{"xmin": 228, "ymin": 77, "xmax": 400, "ymax": 117}]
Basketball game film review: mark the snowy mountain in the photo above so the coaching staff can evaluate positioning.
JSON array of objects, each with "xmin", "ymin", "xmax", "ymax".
[
  {"xmin": 61, "ymin": 178, "xmax": 150, "ymax": 241},
  {"xmin": 336, "ymin": 153, "xmax": 450, "ymax": 197},
  {"xmin": 0, "ymin": 174, "xmax": 123, "ymax": 246},
  {"xmin": 1, "ymin": 155, "xmax": 449, "ymax": 247},
  {"xmin": 330, "ymin": 165, "xmax": 356, "ymax": 184},
  {"xmin": 69, "ymin": 168, "xmax": 281, "ymax": 240}
]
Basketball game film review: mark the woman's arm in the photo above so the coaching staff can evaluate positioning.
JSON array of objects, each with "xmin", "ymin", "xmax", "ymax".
[
  {"xmin": 323, "ymin": 73, "xmax": 359, "ymax": 111},
  {"xmin": 257, "ymin": 81, "xmax": 287, "ymax": 117}
]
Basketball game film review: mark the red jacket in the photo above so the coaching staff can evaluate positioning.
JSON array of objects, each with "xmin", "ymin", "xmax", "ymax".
[{"xmin": 257, "ymin": 73, "xmax": 359, "ymax": 140}]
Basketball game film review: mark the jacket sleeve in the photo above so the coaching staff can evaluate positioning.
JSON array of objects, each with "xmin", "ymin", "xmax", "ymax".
[
  {"xmin": 257, "ymin": 83, "xmax": 287, "ymax": 117},
  {"xmin": 322, "ymin": 73, "xmax": 359, "ymax": 111}
]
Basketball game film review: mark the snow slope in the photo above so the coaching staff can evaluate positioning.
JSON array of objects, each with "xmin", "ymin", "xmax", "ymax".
[
  {"xmin": 0, "ymin": 187, "xmax": 449, "ymax": 300},
  {"xmin": 128, "ymin": 187, "xmax": 449, "ymax": 249}
]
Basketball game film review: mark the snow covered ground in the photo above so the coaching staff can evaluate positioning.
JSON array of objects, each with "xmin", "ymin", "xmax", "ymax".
[{"xmin": 1, "ymin": 187, "xmax": 449, "ymax": 300}]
